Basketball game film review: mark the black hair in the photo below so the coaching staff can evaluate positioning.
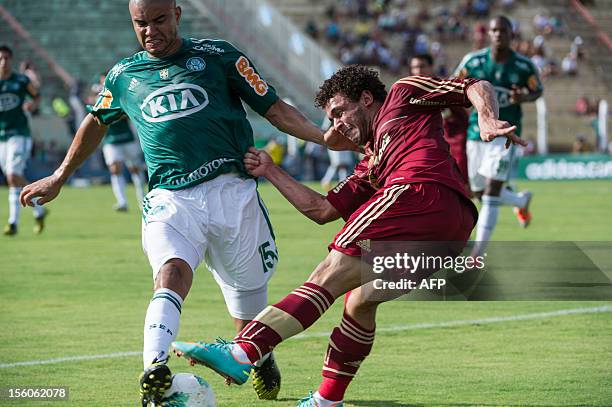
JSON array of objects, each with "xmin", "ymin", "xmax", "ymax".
[
  {"xmin": 315, "ymin": 65, "xmax": 387, "ymax": 108},
  {"xmin": 492, "ymin": 15, "xmax": 513, "ymax": 31},
  {"xmin": 411, "ymin": 53, "xmax": 434, "ymax": 67},
  {"xmin": 0, "ymin": 45, "xmax": 13, "ymax": 57}
]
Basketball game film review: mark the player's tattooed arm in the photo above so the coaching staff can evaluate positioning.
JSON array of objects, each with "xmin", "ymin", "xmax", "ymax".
[
  {"xmin": 20, "ymin": 114, "xmax": 108, "ymax": 206},
  {"xmin": 467, "ymin": 81, "xmax": 526, "ymax": 148},
  {"xmin": 244, "ymin": 147, "xmax": 341, "ymax": 225}
]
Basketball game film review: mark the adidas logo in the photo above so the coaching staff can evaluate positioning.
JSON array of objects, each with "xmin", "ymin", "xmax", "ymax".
[{"xmin": 128, "ymin": 78, "xmax": 139, "ymax": 91}]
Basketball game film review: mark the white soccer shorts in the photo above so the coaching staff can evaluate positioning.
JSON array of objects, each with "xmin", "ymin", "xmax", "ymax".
[
  {"xmin": 141, "ymin": 173, "xmax": 278, "ymax": 319},
  {"xmin": 467, "ymin": 138, "xmax": 515, "ymax": 192},
  {"xmin": 0, "ymin": 136, "xmax": 32, "ymax": 177},
  {"xmin": 102, "ymin": 141, "xmax": 144, "ymax": 168}
]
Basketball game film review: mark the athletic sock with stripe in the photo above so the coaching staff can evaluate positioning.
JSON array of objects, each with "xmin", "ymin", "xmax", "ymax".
[{"xmin": 143, "ymin": 288, "xmax": 183, "ymax": 367}]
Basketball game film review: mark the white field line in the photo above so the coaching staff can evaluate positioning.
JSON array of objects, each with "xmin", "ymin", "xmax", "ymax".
[{"xmin": 1, "ymin": 305, "xmax": 610, "ymax": 369}]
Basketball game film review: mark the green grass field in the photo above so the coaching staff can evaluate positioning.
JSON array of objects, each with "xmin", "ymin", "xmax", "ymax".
[{"xmin": 1, "ymin": 180, "xmax": 611, "ymax": 406}]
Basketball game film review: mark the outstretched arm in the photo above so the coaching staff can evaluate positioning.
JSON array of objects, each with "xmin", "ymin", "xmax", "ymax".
[
  {"xmin": 244, "ymin": 147, "xmax": 341, "ymax": 225},
  {"xmin": 264, "ymin": 99, "xmax": 361, "ymax": 152},
  {"xmin": 466, "ymin": 80, "xmax": 526, "ymax": 147},
  {"xmin": 20, "ymin": 114, "xmax": 108, "ymax": 206}
]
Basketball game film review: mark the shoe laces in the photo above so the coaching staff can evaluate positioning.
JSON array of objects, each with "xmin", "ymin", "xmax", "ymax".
[
  {"xmin": 297, "ymin": 391, "xmax": 316, "ymax": 406},
  {"xmin": 200, "ymin": 337, "xmax": 234, "ymax": 351}
]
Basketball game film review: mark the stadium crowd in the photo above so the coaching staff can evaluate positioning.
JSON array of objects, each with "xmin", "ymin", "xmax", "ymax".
[{"xmin": 303, "ymin": 0, "xmax": 585, "ymax": 81}]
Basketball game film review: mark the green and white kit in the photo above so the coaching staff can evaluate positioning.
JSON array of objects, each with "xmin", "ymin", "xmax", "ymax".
[
  {"xmin": 454, "ymin": 48, "xmax": 543, "ymax": 190},
  {"xmin": 0, "ymin": 73, "xmax": 34, "ymax": 176},
  {"xmin": 90, "ymin": 38, "xmax": 280, "ymax": 317}
]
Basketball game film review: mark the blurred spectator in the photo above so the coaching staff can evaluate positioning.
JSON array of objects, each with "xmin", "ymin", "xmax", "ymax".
[
  {"xmin": 575, "ymin": 96, "xmax": 590, "ymax": 116},
  {"xmin": 355, "ymin": 15, "xmax": 373, "ymax": 42},
  {"xmin": 264, "ymin": 138, "xmax": 285, "ymax": 166},
  {"xmin": 533, "ymin": 13, "xmax": 550, "ymax": 35},
  {"xmin": 472, "ymin": 0, "xmax": 491, "ymax": 17},
  {"xmin": 472, "ymin": 22, "xmax": 488, "ymax": 50},
  {"xmin": 561, "ymin": 52, "xmax": 578, "ymax": 76},
  {"xmin": 52, "ymin": 94, "xmax": 76, "ymax": 135},
  {"xmin": 325, "ymin": 18, "xmax": 341, "ymax": 43},
  {"xmin": 501, "ymin": 0, "xmax": 516, "ymax": 11},
  {"xmin": 571, "ymin": 36, "xmax": 584, "ymax": 59},
  {"xmin": 304, "ymin": 19, "xmax": 319, "ymax": 39},
  {"xmin": 356, "ymin": 0, "xmax": 370, "ymax": 18},
  {"xmin": 572, "ymin": 134, "xmax": 592, "ymax": 154}
]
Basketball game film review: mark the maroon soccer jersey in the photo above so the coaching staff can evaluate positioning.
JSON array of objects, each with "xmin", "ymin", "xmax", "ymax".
[
  {"xmin": 325, "ymin": 76, "xmax": 480, "ymax": 256},
  {"xmin": 366, "ymin": 75, "xmax": 478, "ymax": 198},
  {"xmin": 326, "ymin": 158, "xmax": 376, "ymax": 221}
]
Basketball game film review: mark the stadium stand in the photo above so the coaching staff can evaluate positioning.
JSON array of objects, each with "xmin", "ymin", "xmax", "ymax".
[
  {"xmin": 0, "ymin": 0, "xmax": 609, "ymax": 180},
  {"xmin": 268, "ymin": 0, "xmax": 610, "ymax": 150}
]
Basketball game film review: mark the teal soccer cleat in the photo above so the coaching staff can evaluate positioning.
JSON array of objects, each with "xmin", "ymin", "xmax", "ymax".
[
  {"xmin": 172, "ymin": 339, "xmax": 252, "ymax": 385},
  {"xmin": 296, "ymin": 391, "xmax": 344, "ymax": 406}
]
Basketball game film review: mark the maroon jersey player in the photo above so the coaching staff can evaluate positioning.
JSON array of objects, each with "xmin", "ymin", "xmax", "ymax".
[{"xmin": 173, "ymin": 65, "xmax": 524, "ymax": 406}]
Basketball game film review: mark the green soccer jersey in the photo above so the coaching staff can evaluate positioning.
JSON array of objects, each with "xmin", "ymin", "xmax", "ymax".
[
  {"xmin": 88, "ymin": 38, "xmax": 279, "ymax": 190},
  {"xmin": 103, "ymin": 117, "xmax": 135, "ymax": 145},
  {"xmin": 454, "ymin": 48, "xmax": 543, "ymax": 141},
  {"xmin": 0, "ymin": 73, "xmax": 34, "ymax": 141}
]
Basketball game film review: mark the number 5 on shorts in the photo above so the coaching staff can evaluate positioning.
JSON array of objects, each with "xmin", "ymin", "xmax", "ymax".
[{"xmin": 259, "ymin": 241, "xmax": 278, "ymax": 273}]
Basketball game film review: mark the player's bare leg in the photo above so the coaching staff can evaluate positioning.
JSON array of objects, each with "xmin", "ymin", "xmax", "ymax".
[
  {"xmin": 140, "ymin": 258, "xmax": 192, "ymax": 406},
  {"xmin": 127, "ymin": 165, "xmax": 146, "ymax": 209},
  {"xmin": 4, "ymin": 174, "xmax": 47, "ymax": 236},
  {"xmin": 108, "ymin": 162, "xmax": 128, "ymax": 212},
  {"xmin": 172, "ymin": 251, "xmax": 367, "ymax": 383},
  {"xmin": 471, "ymin": 179, "xmax": 503, "ymax": 257}
]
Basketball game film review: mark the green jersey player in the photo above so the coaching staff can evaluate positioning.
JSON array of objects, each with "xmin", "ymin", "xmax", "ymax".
[
  {"xmin": 96, "ymin": 72, "xmax": 146, "ymax": 212},
  {"xmin": 0, "ymin": 45, "xmax": 48, "ymax": 236},
  {"xmin": 20, "ymin": 0, "xmax": 352, "ymax": 404},
  {"xmin": 454, "ymin": 15, "xmax": 543, "ymax": 256}
]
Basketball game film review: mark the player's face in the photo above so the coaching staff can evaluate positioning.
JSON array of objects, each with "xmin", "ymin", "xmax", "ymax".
[
  {"xmin": 326, "ymin": 93, "xmax": 371, "ymax": 146},
  {"xmin": 0, "ymin": 51, "xmax": 12, "ymax": 74},
  {"xmin": 489, "ymin": 19, "xmax": 512, "ymax": 50},
  {"xmin": 129, "ymin": 0, "xmax": 182, "ymax": 58},
  {"xmin": 410, "ymin": 58, "xmax": 433, "ymax": 76}
]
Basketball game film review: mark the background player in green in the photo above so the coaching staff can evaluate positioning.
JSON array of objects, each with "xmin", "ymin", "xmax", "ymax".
[
  {"xmin": 454, "ymin": 15, "xmax": 543, "ymax": 256},
  {"xmin": 0, "ymin": 45, "xmax": 48, "ymax": 236},
  {"xmin": 95, "ymin": 72, "xmax": 147, "ymax": 212},
  {"xmin": 19, "ymin": 0, "xmax": 353, "ymax": 404}
]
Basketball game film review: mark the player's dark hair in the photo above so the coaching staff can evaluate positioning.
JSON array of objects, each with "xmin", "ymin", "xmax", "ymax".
[
  {"xmin": 0, "ymin": 45, "xmax": 13, "ymax": 57},
  {"xmin": 412, "ymin": 53, "xmax": 433, "ymax": 67},
  {"xmin": 315, "ymin": 65, "xmax": 387, "ymax": 108},
  {"xmin": 492, "ymin": 15, "xmax": 513, "ymax": 32}
]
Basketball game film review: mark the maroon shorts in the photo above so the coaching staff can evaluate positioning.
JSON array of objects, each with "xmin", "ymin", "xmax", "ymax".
[{"xmin": 329, "ymin": 182, "xmax": 476, "ymax": 257}]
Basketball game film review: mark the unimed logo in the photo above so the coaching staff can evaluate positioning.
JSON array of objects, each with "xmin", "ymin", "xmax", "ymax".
[{"xmin": 140, "ymin": 83, "xmax": 209, "ymax": 123}]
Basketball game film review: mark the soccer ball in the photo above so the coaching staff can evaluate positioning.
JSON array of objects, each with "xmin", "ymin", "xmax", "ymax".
[{"xmin": 161, "ymin": 373, "xmax": 216, "ymax": 407}]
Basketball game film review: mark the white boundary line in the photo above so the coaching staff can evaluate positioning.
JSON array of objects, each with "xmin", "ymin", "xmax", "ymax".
[{"xmin": 1, "ymin": 305, "xmax": 610, "ymax": 369}]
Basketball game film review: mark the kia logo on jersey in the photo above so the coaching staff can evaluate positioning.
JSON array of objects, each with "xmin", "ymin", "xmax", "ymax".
[{"xmin": 140, "ymin": 83, "xmax": 209, "ymax": 123}]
